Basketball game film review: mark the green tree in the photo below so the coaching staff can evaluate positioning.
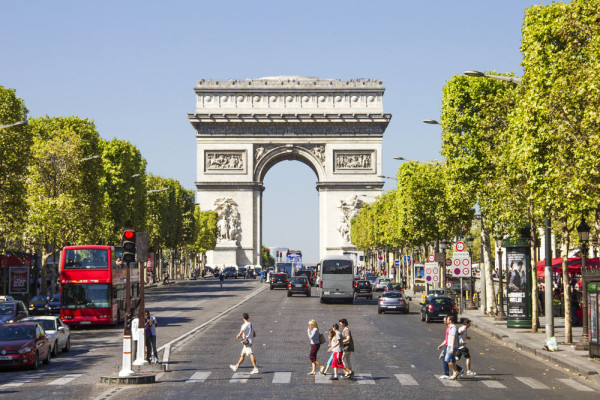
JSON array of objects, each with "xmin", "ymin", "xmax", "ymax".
[{"xmin": 191, "ymin": 207, "xmax": 217, "ymax": 274}]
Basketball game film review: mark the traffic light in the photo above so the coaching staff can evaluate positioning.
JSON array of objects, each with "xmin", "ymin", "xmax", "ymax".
[{"xmin": 122, "ymin": 229, "xmax": 136, "ymax": 263}]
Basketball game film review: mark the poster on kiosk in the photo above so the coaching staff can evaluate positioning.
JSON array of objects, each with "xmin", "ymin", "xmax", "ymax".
[{"xmin": 505, "ymin": 245, "xmax": 532, "ymax": 329}]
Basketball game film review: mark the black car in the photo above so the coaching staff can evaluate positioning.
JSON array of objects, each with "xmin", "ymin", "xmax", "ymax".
[
  {"xmin": 287, "ymin": 276, "xmax": 311, "ymax": 297},
  {"xmin": 295, "ymin": 270, "xmax": 315, "ymax": 286},
  {"xmin": 0, "ymin": 301, "xmax": 28, "ymax": 323},
  {"xmin": 237, "ymin": 267, "xmax": 247, "ymax": 278},
  {"xmin": 270, "ymin": 273, "xmax": 289, "ymax": 290},
  {"xmin": 46, "ymin": 294, "xmax": 61, "ymax": 315},
  {"xmin": 28, "ymin": 295, "xmax": 48, "ymax": 315},
  {"xmin": 353, "ymin": 280, "xmax": 373, "ymax": 300},
  {"xmin": 224, "ymin": 267, "xmax": 237, "ymax": 279},
  {"xmin": 385, "ymin": 283, "xmax": 405, "ymax": 293},
  {"xmin": 420, "ymin": 295, "xmax": 457, "ymax": 323}
]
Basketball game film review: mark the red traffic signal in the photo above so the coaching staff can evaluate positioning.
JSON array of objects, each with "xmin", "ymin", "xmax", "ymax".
[
  {"xmin": 122, "ymin": 229, "xmax": 136, "ymax": 263},
  {"xmin": 123, "ymin": 230, "xmax": 135, "ymax": 240}
]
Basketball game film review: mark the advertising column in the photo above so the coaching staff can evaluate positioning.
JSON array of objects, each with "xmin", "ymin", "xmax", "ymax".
[{"xmin": 504, "ymin": 235, "xmax": 532, "ymax": 329}]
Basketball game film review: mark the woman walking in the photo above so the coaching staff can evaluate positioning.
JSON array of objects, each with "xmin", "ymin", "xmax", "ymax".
[
  {"xmin": 327, "ymin": 323, "xmax": 344, "ymax": 380},
  {"xmin": 307, "ymin": 320, "xmax": 323, "ymax": 375},
  {"xmin": 320, "ymin": 329, "xmax": 335, "ymax": 376}
]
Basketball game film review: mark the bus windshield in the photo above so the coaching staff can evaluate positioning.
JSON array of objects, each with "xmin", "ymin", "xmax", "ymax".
[
  {"xmin": 62, "ymin": 284, "xmax": 110, "ymax": 309},
  {"xmin": 322, "ymin": 260, "xmax": 352, "ymax": 274},
  {"xmin": 63, "ymin": 249, "xmax": 109, "ymax": 269}
]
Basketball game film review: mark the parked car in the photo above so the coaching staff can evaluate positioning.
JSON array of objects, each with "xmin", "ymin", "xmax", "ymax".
[
  {"xmin": 224, "ymin": 267, "xmax": 237, "ymax": 279},
  {"xmin": 385, "ymin": 283, "xmax": 405, "ymax": 293},
  {"xmin": 420, "ymin": 295, "xmax": 457, "ymax": 323},
  {"xmin": 28, "ymin": 295, "xmax": 48, "ymax": 315},
  {"xmin": 21, "ymin": 316, "xmax": 71, "ymax": 356},
  {"xmin": 353, "ymin": 280, "xmax": 373, "ymax": 300},
  {"xmin": 0, "ymin": 301, "xmax": 28, "ymax": 323},
  {"xmin": 378, "ymin": 291, "xmax": 409, "ymax": 314},
  {"xmin": 269, "ymin": 273, "xmax": 289, "ymax": 290},
  {"xmin": 0, "ymin": 322, "xmax": 51, "ymax": 369},
  {"xmin": 237, "ymin": 266, "xmax": 247, "ymax": 278},
  {"xmin": 46, "ymin": 294, "xmax": 61, "ymax": 315},
  {"xmin": 287, "ymin": 276, "xmax": 311, "ymax": 297},
  {"xmin": 0, "ymin": 295, "xmax": 15, "ymax": 301},
  {"xmin": 374, "ymin": 277, "xmax": 391, "ymax": 291},
  {"xmin": 295, "ymin": 270, "xmax": 315, "ymax": 286}
]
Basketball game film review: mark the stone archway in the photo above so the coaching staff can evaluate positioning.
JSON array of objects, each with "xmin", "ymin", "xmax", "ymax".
[{"xmin": 188, "ymin": 76, "xmax": 391, "ymax": 266}]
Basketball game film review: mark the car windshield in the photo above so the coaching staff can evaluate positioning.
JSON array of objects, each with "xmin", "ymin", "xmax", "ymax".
[
  {"xmin": 0, "ymin": 304, "xmax": 15, "ymax": 315},
  {"xmin": 357, "ymin": 281, "xmax": 370, "ymax": 286},
  {"xmin": 383, "ymin": 292, "xmax": 403, "ymax": 298},
  {"xmin": 27, "ymin": 319, "xmax": 56, "ymax": 331},
  {"xmin": 0, "ymin": 326, "xmax": 35, "ymax": 340},
  {"xmin": 432, "ymin": 298, "xmax": 453, "ymax": 305},
  {"xmin": 291, "ymin": 277, "xmax": 306, "ymax": 284},
  {"xmin": 31, "ymin": 296, "xmax": 46, "ymax": 302}
]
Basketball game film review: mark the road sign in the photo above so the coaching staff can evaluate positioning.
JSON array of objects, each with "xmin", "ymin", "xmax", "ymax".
[
  {"xmin": 378, "ymin": 256, "xmax": 383, "ymax": 261},
  {"xmin": 428, "ymin": 254, "xmax": 435, "ymax": 263},
  {"xmin": 446, "ymin": 282, "xmax": 453, "ymax": 289},
  {"xmin": 403, "ymin": 255, "xmax": 411, "ymax": 266},
  {"xmin": 394, "ymin": 260, "xmax": 400, "ymax": 267},
  {"xmin": 455, "ymin": 241, "xmax": 466, "ymax": 252},
  {"xmin": 451, "ymin": 252, "xmax": 471, "ymax": 278},
  {"xmin": 424, "ymin": 262, "xmax": 440, "ymax": 283},
  {"xmin": 446, "ymin": 258, "xmax": 452, "ymax": 266}
]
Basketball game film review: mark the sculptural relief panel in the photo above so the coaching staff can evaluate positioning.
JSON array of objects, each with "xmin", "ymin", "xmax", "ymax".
[
  {"xmin": 204, "ymin": 151, "xmax": 247, "ymax": 174},
  {"xmin": 333, "ymin": 150, "xmax": 376, "ymax": 173}
]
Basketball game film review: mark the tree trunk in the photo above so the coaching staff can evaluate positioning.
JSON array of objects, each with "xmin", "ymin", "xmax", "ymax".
[
  {"xmin": 529, "ymin": 214, "xmax": 539, "ymax": 333},
  {"xmin": 481, "ymin": 215, "xmax": 497, "ymax": 315},
  {"xmin": 559, "ymin": 219, "xmax": 572, "ymax": 344}
]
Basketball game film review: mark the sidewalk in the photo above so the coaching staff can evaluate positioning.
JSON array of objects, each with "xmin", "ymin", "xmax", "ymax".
[{"xmin": 406, "ymin": 290, "xmax": 600, "ymax": 383}]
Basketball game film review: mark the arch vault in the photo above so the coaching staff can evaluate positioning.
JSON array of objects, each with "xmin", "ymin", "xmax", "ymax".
[{"xmin": 188, "ymin": 76, "xmax": 391, "ymax": 266}]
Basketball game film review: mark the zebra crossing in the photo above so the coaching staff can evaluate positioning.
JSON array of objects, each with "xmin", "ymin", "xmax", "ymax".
[{"xmin": 0, "ymin": 370, "xmax": 595, "ymax": 392}]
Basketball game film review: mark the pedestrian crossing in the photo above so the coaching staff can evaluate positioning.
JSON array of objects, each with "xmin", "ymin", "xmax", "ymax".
[{"xmin": 0, "ymin": 370, "xmax": 595, "ymax": 392}]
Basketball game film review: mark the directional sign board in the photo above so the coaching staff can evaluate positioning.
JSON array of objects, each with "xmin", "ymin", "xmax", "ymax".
[
  {"xmin": 424, "ymin": 262, "xmax": 440, "ymax": 283},
  {"xmin": 451, "ymin": 252, "xmax": 471, "ymax": 278},
  {"xmin": 394, "ymin": 260, "xmax": 400, "ymax": 267}
]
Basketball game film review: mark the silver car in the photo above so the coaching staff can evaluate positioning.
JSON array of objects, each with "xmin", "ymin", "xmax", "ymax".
[
  {"xmin": 374, "ymin": 277, "xmax": 391, "ymax": 291},
  {"xmin": 378, "ymin": 291, "xmax": 409, "ymax": 314},
  {"xmin": 22, "ymin": 316, "xmax": 71, "ymax": 356}
]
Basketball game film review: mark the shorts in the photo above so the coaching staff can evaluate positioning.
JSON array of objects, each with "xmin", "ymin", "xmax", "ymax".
[
  {"xmin": 309, "ymin": 344, "xmax": 320, "ymax": 362},
  {"xmin": 241, "ymin": 344, "xmax": 253, "ymax": 356},
  {"xmin": 331, "ymin": 352, "xmax": 344, "ymax": 369},
  {"xmin": 444, "ymin": 348, "xmax": 457, "ymax": 363},
  {"xmin": 327, "ymin": 353, "xmax": 333, "ymax": 366},
  {"xmin": 456, "ymin": 346, "xmax": 470, "ymax": 360}
]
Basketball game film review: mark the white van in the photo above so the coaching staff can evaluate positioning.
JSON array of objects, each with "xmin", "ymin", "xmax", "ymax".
[{"xmin": 319, "ymin": 255, "xmax": 354, "ymax": 304}]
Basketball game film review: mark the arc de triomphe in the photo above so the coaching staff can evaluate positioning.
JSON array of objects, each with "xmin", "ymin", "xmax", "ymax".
[{"xmin": 188, "ymin": 76, "xmax": 391, "ymax": 266}]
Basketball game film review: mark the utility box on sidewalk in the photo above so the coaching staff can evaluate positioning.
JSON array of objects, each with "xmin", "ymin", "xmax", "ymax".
[
  {"xmin": 582, "ymin": 267, "xmax": 600, "ymax": 358},
  {"xmin": 504, "ymin": 232, "xmax": 532, "ymax": 329}
]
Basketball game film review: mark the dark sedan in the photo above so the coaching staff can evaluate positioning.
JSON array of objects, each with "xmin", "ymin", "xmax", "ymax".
[
  {"xmin": 420, "ymin": 295, "xmax": 457, "ymax": 323},
  {"xmin": 269, "ymin": 273, "xmax": 289, "ymax": 290},
  {"xmin": 28, "ymin": 295, "xmax": 48, "ymax": 315},
  {"xmin": 0, "ymin": 322, "xmax": 51, "ymax": 369},
  {"xmin": 0, "ymin": 301, "xmax": 28, "ymax": 324},
  {"xmin": 224, "ymin": 267, "xmax": 237, "ymax": 279},
  {"xmin": 295, "ymin": 270, "xmax": 315, "ymax": 286},
  {"xmin": 287, "ymin": 276, "xmax": 311, "ymax": 297},
  {"xmin": 385, "ymin": 283, "xmax": 405, "ymax": 293},
  {"xmin": 378, "ymin": 291, "xmax": 409, "ymax": 314},
  {"xmin": 353, "ymin": 280, "xmax": 373, "ymax": 300},
  {"xmin": 46, "ymin": 294, "xmax": 61, "ymax": 315}
]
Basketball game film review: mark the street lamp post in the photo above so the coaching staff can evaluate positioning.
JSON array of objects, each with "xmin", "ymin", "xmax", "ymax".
[
  {"xmin": 575, "ymin": 218, "xmax": 590, "ymax": 351},
  {"xmin": 495, "ymin": 237, "xmax": 507, "ymax": 320},
  {"xmin": 465, "ymin": 235, "xmax": 477, "ymax": 309},
  {"xmin": 393, "ymin": 156, "xmax": 443, "ymax": 166}
]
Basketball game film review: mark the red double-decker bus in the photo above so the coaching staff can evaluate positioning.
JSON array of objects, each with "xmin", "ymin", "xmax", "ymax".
[{"xmin": 59, "ymin": 245, "xmax": 139, "ymax": 326}]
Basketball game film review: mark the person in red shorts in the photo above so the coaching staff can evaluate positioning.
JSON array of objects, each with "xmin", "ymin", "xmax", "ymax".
[{"xmin": 327, "ymin": 323, "xmax": 344, "ymax": 380}]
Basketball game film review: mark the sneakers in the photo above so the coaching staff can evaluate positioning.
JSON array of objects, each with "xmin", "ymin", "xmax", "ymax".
[
  {"xmin": 466, "ymin": 370, "xmax": 477, "ymax": 376},
  {"xmin": 251, "ymin": 368, "xmax": 259, "ymax": 374},
  {"xmin": 330, "ymin": 376, "xmax": 338, "ymax": 380},
  {"xmin": 229, "ymin": 365, "xmax": 237, "ymax": 372},
  {"xmin": 440, "ymin": 375, "xmax": 450, "ymax": 380},
  {"xmin": 449, "ymin": 372, "xmax": 460, "ymax": 380}
]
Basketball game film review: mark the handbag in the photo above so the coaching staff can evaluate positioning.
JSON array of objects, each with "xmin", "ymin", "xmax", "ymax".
[
  {"xmin": 318, "ymin": 332, "xmax": 326, "ymax": 344},
  {"xmin": 242, "ymin": 337, "xmax": 249, "ymax": 345}
]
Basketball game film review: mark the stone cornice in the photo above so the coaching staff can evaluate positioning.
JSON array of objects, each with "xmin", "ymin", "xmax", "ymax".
[
  {"xmin": 195, "ymin": 77, "xmax": 384, "ymax": 91},
  {"xmin": 195, "ymin": 181, "xmax": 264, "ymax": 191},
  {"xmin": 188, "ymin": 113, "xmax": 391, "ymax": 124},
  {"xmin": 316, "ymin": 181, "xmax": 384, "ymax": 191}
]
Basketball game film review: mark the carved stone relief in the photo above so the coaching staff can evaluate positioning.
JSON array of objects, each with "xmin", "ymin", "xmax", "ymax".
[
  {"xmin": 335, "ymin": 152, "xmax": 372, "ymax": 169},
  {"xmin": 254, "ymin": 144, "xmax": 325, "ymax": 166},
  {"xmin": 205, "ymin": 151, "xmax": 245, "ymax": 171},
  {"xmin": 337, "ymin": 195, "xmax": 364, "ymax": 243},
  {"xmin": 214, "ymin": 197, "xmax": 241, "ymax": 243}
]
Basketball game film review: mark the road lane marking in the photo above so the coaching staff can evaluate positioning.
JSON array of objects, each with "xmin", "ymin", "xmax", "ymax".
[
  {"xmin": 314, "ymin": 372, "xmax": 332, "ymax": 384},
  {"xmin": 2, "ymin": 376, "xmax": 40, "ymax": 387},
  {"xmin": 272, "ymin": 372, "xmax": 291, "ymax": 383},
  {"xmin": 186, "ymin": 371, "xmax": 211, "ymax": 383},
  {"xmin": 436, "ymin": 375, "xmax": 461, "ymax": 387},
  {"xmin": 47, "ymin": 374, "xmax": 82, "ymax": 385},
  {"xmin": 479, "ymin": 377, "xmax": 506, "ymax": 389},
  {"xmin": 355, "ymin": 373, "xmax": 375, "ymax": 384},
  {"xmin": 557, "ymin": 378, "xmax": 594, "ymax": 391},
  {"xmin": 230, "ymin": 371, "xmax": 250, "ymax": 383},
  {"xmin": 395, "ymin": 374, "xmax": 418, "ymax": 385},
  {"xmin": 515, "ymin": 377, "xmax": 549, "ymax": 389}
]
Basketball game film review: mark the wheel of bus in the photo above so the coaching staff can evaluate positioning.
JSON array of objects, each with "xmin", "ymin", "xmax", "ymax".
[
  {"xmin": 62, "ymin": 337, "xmax": 71, "ymax": 352},
  {"xmin": 42, "ymin": 348, "xmax": 51, "ymax": 365}
]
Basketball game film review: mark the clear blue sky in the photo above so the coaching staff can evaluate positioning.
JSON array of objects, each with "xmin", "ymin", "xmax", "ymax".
[{"xmin": 0, "ymin": 0, "xmax": 558, "ymax": 264}]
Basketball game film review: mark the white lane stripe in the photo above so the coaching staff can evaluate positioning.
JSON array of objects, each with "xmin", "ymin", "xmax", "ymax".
[
  {"xmin": 314, "ymin": 372, "xmax": 332, "ymax": 384},
  {"xmin": 557, "ymin": 378, "xmax": 594, "ymax": 391},
  {"xmin": 355, "ymin": 373, "xmax": 375, "ymax": 385},
  {"xmin": 3, "ymin": 376, "xmax": 39, "ymax": 387},
  {"xmin": 229, "ymin": 372, "xmax": 250, "ymax": 383},
  {"xmin": 436, "ymin": 375, "xmax": 461, "ymax": 387},
  {"xmin": 272, "ymin": 372, "xmax": 291, "ymax": 384},
  {"xmin": 186, "ymin": 371, "xmax": 211, "ymax": 383},
  {"xmin": 515, "ymin": 377, "xmax": 549, "ymax": 389},
  {"xmin": 480, "ymin": 379, "xmax": 506, "ymax": 388},
  {"xmin": 395, "ymin": 374, "xmax": 418, "ymax": 386},
  {"xmin": 47, "ymin": 374, "xmax": 82, "ymax": 385}
]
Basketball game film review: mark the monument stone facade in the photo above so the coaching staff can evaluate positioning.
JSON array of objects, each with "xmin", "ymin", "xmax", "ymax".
[{"xmin": 188, "ymin": 76, "xmax": 391, "ymax": 266}]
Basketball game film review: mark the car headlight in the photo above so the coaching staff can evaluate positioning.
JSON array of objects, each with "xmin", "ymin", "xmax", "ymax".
[{"xmin": 18, "ymin": 347, "xmax": 32, "ymax": 353}]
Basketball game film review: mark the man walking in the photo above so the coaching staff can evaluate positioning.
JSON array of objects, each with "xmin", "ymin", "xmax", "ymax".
[
  {"xmin": 445, "ymin": 315, "xmax": 460, "ymax": 380},
  {"xmin": 438, "ymin": 316, "xmax": 462, "ymax": 379},
  {"xmin": 339, "ymin": 319, "xmax": 354, "ymax": 379},
  {"xmin": 219, "ymin": 268, "xmax": 224, "ymax": 289},
  {"xmin": 144, "ymin": 310, "xmax": 159, "ymax": 363},
  {"xmin": 230, "ymin": 313, "xmax": 259, "ymax": 374}
]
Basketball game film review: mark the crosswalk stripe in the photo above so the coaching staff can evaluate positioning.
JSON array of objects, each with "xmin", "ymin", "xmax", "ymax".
[
  {"xmin": 314, "ymin": 372, "xmax": 332, "ymax": 384},
  {"xmin": 47, "ymin": 374, "xmax": 82, "ymax": 386},
  {"xmin": 272, "ymin": 372, "xmax": 291, "ymax": 384},
  {"xmin": 436, "ymin": 374, "xmax": 461, "ymax": 387},
  {"xmin": 395, "ymin": 374, "xmax": 418, "ymax": 386},
  {"xmin": 515, "ymin": 377, "xmax": 549, "ymax": 389},
  {"xmin": 355, "ymin": 373, "xmax": 375, "ymax": 385},
  {"xmin": 186, "ymin": 371, "xmax": 211, "ymax": 383},
  {"xmin": 480, "ymin": 379, "xmax": 506, "ymax": 389},
  {"xmin": 229, "ymin": 371, "xmax": 250, "ymax": 383},
  {"xmin": 2, "ymin": 376, "xmax": 39, "ymax": 387},
  {"xmin": 557, "ymin": 378, "xmax": 594, "ymax": 392}
]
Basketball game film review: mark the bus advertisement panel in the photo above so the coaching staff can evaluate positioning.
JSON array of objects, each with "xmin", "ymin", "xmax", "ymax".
[{"xmin": 60, "ymin": 245, "xmax": 139, "ymax": 326}]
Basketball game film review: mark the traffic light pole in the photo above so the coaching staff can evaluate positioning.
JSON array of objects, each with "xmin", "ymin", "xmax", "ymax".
[
  {"xmin": 119, "ymin": 263, "xmax": 134, "ymax": 377},
  {"xmin": 134, "ymin": 260, "xmax": 147, "ymax": 366}
]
